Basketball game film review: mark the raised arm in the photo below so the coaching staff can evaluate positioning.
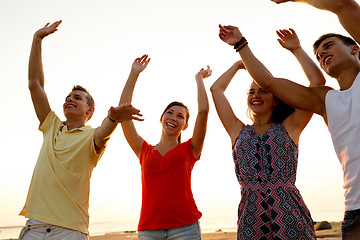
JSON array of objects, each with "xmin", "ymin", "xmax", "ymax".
[
  {"xmin": 210, "ymin": 61, "xmax": 245, "ymax": 144},
  {"xmin": 275, "ymin": 28, "xmax": 328, "ymax": 140},
  {"xmin": 277, "ymin": 28, "xmax": 326, "ymax": 87},
  {"xmin": 271, "ymin": 0, "xmax": 360, "ymax": 44},
  {"xmin": 218, "ymin": 25, "xmax": 330, "ymax": 119},
  {"xmin": 117, "ymin": 55, "xmax": 150, "ymax": 158},
  {"xmin": 28, "ymin": 21, "xmax": 62, "ymax": 125},
  {"xmin": 191, "ymin": 66, "xmax": 211, "ymax": 159}
]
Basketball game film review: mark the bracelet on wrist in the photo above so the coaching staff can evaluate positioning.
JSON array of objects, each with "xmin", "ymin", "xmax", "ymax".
[
  {"xmin": 108, "ymin": 115, "xmax": 121, "ymax": 124},
  {"xmin": 235, "ymin": 40, "xmax": 248, "ymax": 52},
  {"xmin": 234, "ymin": 37, "xmax": 247, "ymax": 49}
]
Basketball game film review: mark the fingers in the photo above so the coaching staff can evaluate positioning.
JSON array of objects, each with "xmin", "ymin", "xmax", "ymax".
[
  {"xmin": 135, "ymin": 54, "xmax": 151, "ymax": 66},
  {"xmin": 37, "ymin": 20, "xmax": 62, "ymax": 38},
  {"xmin": 110, "ymin": 104, "xmax": 144, "ymax": 122},
  {"xmin": 289, "ymin": 28, "xmax": 296, "ymax": 35},
  {"xmin": 277, "ymin": 28, "xmax": 296, "ymax": 38},
  {"xmin": 50, "ymin": 20, "xmax": 62, "ymax": 29},
  {"xmin": 132, "ymin": 116, "xmax": 144, "ymax": 121},
  {"xmin": 276, "ymin": 30, "xmax": 284, "ymax": 39},
  {"xmin": 277, "ymin": 38, "xmax": 286, "ymax": 48},
  {"xmin": 206, "ymin": 65, "xmax": 212, "ymax": 76},
  {"xmin": 197, "ymin": 65, "xmax": 212, "ymax": 78}
]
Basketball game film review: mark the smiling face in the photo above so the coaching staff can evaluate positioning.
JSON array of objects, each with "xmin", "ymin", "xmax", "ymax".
[
  {"xmin": 160, "ymin": 105, "xmax": 189, "ymax": 138},
  {"xmin": 63, "ymin": 90, "xmax": 94, "ymax": 122},
  {"xmin": 247, "ymin": 82, "xmax": 277, "ymax": 117},
  {"xmin": 315, "ymin": 36, "xmax": 359, "ymax": 77}
]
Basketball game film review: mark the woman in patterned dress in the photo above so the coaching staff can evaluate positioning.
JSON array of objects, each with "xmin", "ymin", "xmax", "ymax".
[{"xmin": 211, "ymin": 28, "xmax": 325, "ymax": 239}]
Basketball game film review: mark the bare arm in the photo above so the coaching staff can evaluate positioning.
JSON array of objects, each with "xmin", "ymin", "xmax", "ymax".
[
  {"xmin": 118, "ymin": 55, "xmax": 150, "ymax": 158},
  {"xmin": 28, "ymin": 21, "xmax": 62, "ymax": 125},
  {"xmin": 271, "ymin": 0, "xmax": 360, "ymax": 44},
  {"xmin": 277, "ymin": 28, "xmax": 326, "ymax": 86},
  {"xmin": 276, "ymin": 28, "xmax": 326, "ymax": 138},
  {"xmin": 210, "ymin": 61, "xmax": 245, "ymax": 144},
  {"xmin": 191, "ymin": 66, "xmax": 211, "ymax": 158},
  {"xmin": 94, "ymin": 103, "xmax": 143, "ymax": 153},
  {"xmin": 218, "ymin": 25, "xmax": 330, "ymax": 118}
]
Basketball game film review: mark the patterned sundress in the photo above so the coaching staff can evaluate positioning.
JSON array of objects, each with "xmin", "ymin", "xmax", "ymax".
[{"xmin": 232, "ymin": 123, "xmax": 315, "ymax": 240}]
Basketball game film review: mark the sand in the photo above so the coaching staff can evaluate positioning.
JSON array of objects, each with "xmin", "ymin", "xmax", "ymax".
[{"xmin": 90, "ymin": 222, "xmax": 342, "ymax": 240}]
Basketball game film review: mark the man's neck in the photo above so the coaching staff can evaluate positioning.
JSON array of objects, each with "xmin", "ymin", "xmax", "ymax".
[
  {"xmin": 64, "ymin": 119, "xmax": 86, "ymax": 130},
  {"xmin": 337, "ymin": 67, "xmax": 360, "ymax": 90}
]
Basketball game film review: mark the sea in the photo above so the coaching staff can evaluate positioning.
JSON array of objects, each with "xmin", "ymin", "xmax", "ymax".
[{"xmin": 0, "ymin": 216, "xmax": 342, "ymax": 240}]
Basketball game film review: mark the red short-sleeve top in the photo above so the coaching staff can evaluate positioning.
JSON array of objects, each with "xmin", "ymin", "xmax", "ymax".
[{"xmin": 138, "ymin": 138, "xmax": 202, "ymax": 231}]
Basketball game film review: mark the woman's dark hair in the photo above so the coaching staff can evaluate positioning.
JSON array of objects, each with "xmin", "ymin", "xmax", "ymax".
[
  {"xmin": 160, "ymin": 101, "xmax": 190, "ymax": 143},
  {"xmin": 272, "ymin": 97, "xmax": 295, "ymax": 123}
]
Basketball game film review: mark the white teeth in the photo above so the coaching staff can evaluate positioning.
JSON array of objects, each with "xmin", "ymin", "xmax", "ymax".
[
  {"xmin": 324, "ymin": 56, "xmax": 331, "ymax": 65},
  {"xmin": 66, "ymin": 104, "xmax": 76, "ymax": 109},
  {"xmin": 252, "ymin": 102, "xmax": 262, "ymax": 105},
  {"xmin": 166, "ymin": 122, "xmax": 176, "ymax": 128}
]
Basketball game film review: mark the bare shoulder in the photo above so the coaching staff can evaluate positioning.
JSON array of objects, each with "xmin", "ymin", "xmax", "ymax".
[
  {"xmin": 230, "ymin": 120, "xmax": 246, "ymax": 146},
  {"xmin": 309, "ymin": 85, "xmax": 333, "ymax": 101},
  {"xmin": 307, "ymin": 85, "xmax": 333, "ymax": 116}
]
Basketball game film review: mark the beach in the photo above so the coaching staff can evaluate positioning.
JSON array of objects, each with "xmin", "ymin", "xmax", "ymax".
[
  {"xmin": 0, "ymin": 222, "xmax": 341, "ymax": 240},
  {"xmin": 90, "ymin": 222, "xmax": 342, "ymax": 240}
]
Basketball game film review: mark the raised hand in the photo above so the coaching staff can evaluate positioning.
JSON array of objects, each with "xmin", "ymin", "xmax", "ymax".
[
  {"xmin": 219, "ymin": 25, "xmax": 242, "ymax": 46},
  {"xmin": 276, "ymin": 28, "xmax": 301, "ymax": 52},
  {"xmin": 34, "ymin": 20, "xmax": 62, "ymax": 39},
  {"xmin": 108, "ymin": 103, "xmax": 144, "ymax": 123},
  {"xmin": 196, "ymin": 65, "xmax": 212, "ymax": 80},
  {"xmin": 132, "ymin": 54, "xmax": 151, "ymax": 74}
]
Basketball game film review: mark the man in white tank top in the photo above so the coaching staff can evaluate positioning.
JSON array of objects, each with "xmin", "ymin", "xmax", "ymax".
[{"xmin": 222, "ymin": 0, "xmax": 360, "ymax": 238}]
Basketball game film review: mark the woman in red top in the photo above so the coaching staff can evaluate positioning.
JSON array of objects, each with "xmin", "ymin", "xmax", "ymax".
[{"xmin": 110, "ymin": 55, "xmax": 211, "ymax": 239}]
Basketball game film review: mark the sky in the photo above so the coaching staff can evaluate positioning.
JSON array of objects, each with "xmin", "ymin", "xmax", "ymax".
[{"xmin": 0, "ymin": 0, "xmax": 355, "ymax": 229}]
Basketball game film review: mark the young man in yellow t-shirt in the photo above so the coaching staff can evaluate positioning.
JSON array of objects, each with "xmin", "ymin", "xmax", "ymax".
[{"xmin": 19, "ymin": 21, "xmax": 143, "ymax": 240}]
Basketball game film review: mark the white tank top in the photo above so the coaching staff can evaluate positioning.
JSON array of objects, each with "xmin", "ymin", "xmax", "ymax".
[{"xmin": 325, "ymin": 72, "xmax": 360, "ymax": 211}]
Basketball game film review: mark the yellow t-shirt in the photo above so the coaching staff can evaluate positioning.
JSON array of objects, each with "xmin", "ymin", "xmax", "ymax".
[{"xmin": 20, "ymin": 111, "xmax": 103, "ymax": 234}]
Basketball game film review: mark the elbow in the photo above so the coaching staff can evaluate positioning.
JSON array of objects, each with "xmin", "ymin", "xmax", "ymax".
[
  {"xmin": 198, "ymin": 105, "xmax": 209, "ymax": 116},
  {"xmin": 28, "ymin": 79, "xmax": 40, "ymax": 92},
  {"xmin": 253, "ymin": 78, "xmax": 272, "ymax": 90},
  {"xmin": 210, "ymin": 84, "xmax": 222, "ymax": 94}
]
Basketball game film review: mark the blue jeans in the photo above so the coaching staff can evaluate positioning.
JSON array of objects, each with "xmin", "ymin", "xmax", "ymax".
[
  {"xmin": 342, "ymin": 209, "xmax": 360, "ymax": 240},
  {"xmin": 137, "ymin": 221, "xmax": 202, "ymax": 240}
]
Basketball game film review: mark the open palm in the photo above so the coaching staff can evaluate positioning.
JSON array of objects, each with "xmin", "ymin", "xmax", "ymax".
[{"xmin": 35, "ymin": 21, "xmax": 62, "ymax": 39}]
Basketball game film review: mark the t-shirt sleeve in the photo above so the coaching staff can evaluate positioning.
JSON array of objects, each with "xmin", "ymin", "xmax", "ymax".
[
  {"xmin": 39, "ymin": 111, "xmax": 60, "ymax": 133},
  {"xmin": 139, "ymin": 140, "xmax": 150, "ymax": 165}
]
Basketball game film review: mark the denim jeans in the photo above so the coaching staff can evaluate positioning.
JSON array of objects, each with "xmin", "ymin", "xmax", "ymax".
[
  {"xmin": 137, "ymin": 221, "xmax": 202, "ymax": 240},
  {"xmin": 342, "ymin": 209, "xmax": 360, "ymax": 240}
]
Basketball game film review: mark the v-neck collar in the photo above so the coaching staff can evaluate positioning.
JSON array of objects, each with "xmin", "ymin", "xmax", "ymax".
[{"xmin": 153, "ymin": 143, "xmax": 179, "ymax": 157}]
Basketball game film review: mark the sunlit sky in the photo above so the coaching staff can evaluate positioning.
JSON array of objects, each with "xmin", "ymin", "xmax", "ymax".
[{"xmin": 1, "ymin": 0, "xmax": 355, "ymax": 228}]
